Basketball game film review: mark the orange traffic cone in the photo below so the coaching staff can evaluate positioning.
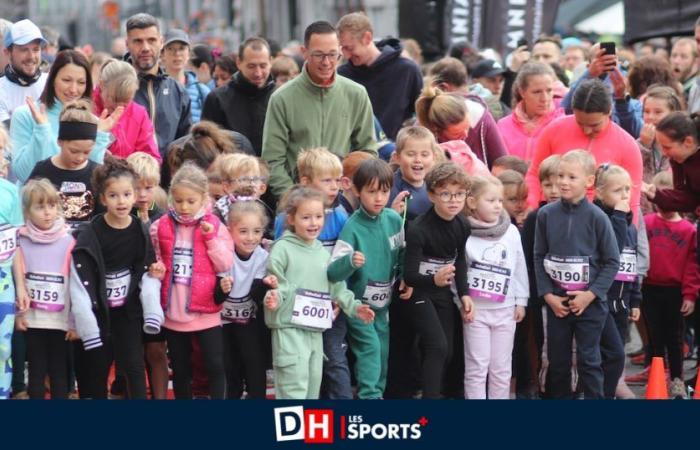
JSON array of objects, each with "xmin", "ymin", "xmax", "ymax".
[
  {"xmin": 693, "ymin": 369, "xmax": 700, "ymax": 400},
  {"xmin": 645, "ymin": 356, "xmax": 668, "ymax": 399}
]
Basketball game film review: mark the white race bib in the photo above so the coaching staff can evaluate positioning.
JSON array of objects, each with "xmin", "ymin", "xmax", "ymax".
[
  {"xmin": 173, "ymin": 247, "xmax": 193, "ymax": 285},
  {"xmin": 418, "ymin": 257, "xmax": 455, "ymax": 276},
  {"xmin": 290, "ymin": 289, "xmax": 333, "ymax": 330},
  {"xmin": 615, "ymin": 247, "xmax": 637, "ymax": 282},
  {"xmin": 363, "ymin": 280, "xmax": 393, "ymax": 309},
  {"xmin": 222, "ymin": 295, "xmax": 256, "ymax": 324},
  {"xmin": 0, "ymin": 224, "xmax": 18, "ymax": 263},
  {"xmin": 26, "ymin": 272, "xmax": 65, "ymax": 312},
  {"xmin": 468, "ymin": 261, "xmax": 510, "ymax": 302},
  {"xmin": 543, "ymin": 255, "xmax": 589, "ymax": 290},
  {"xmin": 106, "ymin": 269, "xmax": 131, "ymax": 308}
]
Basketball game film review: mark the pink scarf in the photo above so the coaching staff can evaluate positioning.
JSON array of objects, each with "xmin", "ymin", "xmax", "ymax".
[
  {"xmin": 20, "ymin": 217, "xmax": 70, "ymax": 244},
  {"xmin": 513, "ymin": 101, "xmax": 554, "ymax": 135}
]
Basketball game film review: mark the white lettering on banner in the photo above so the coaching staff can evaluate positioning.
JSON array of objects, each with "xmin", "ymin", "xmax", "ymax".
[
  {"xmin": 451, "ymin": 0, "xmax": 470, "ymax": 45},
  {"xmin": 468, "ymin": 261, "xmax": 510, "ymax": 302},
  {"xmin": 173, "ymin": 247, "xmax": 193, "ymax": 285},
  {"xmin": 363, "ymin": 280, "xmax": 393, "ymax": 309},
  {"xmin": 507, "ymin": 0, "xmax": 528, "ymax": 50},
  {"xmin": 472, "ymin": 0, "xmax": 482, "ymax": 47},
  {"xmin": 27, "ymin": 272, "xmax": 65, "ymax": 312},
  {"xmin": 0, "ymin": 224, "xmax": 18, "ymax": 262},
  {"xmin": 290, "ymin": 289, "xmax": 333, "ymax": 330},
  {"xmin": 543, "ymin": 254, "xmax": 589, "ymax": 290},
  {"xmin": 221, "ymin": 295, "xmax": 256, "ymax": 324},
  {"xmin": 615, "ymin": 248, "xmax": 637, "ymax": 282},
  {"xmin": 533, "ymin": 0, "xmax": 544, "ymax": 38},
  {"xmin": 105, "ymin": 269, "xmax": 131, "ymax": 308},
  {"xmin": 418, "ymin": 257, "xmax": 455, "ymax": 277}
]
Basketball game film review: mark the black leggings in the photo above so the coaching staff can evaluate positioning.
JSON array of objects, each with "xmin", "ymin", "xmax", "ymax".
[
  {"xmin": 223, "ymin": 321, "xmax": 267, "ymax": 399},
  {"xmin": 642, "ymin": 285, "xmax": 684, "ymax": 379},
  {"xmin": 26, "ymin": 328, "xmax": 68, "ymax": 399},
  {"xmin": 165, "ymin": 326, "xmax": 225, "ymax": 399}
]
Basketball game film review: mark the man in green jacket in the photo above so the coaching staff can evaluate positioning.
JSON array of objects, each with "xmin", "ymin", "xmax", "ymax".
[{"xmin": 261, "ymin": 20, "xmax": 377, "ymax": 199}]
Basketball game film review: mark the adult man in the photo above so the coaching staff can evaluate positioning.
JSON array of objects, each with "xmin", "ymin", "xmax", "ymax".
[
  {"xmin": 124, "ymin": 14, "xmax": 191, "ymax": 161},
  {"xmin": 0, "ymin": 19, "xmax": 48, "ymax": 125},
  {"xmin": 202, "ymin": 37, "xmax": 275, "ymax": 155},
  {"xmin": 336, "ymin": 12, "xmax": 422, "ymax": 140},
  {"xmin": 670, "ymin": 38, "xmax": 698, "ymax": 100},
  {"xmin": 262, "ymin": 21, "xmax": 377, "ymax": 198},
  {"xmin": 532, "ymin": 37, "xmax": 562, "ymax": 65}
]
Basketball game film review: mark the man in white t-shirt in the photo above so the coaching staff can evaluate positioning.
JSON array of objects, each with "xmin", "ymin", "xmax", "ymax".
[{"xmin": 0, "ymin": 19, "xmax": 48, "ymax": 126}]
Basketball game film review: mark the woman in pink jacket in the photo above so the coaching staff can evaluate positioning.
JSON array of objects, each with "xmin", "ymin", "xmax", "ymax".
[
  {"xmin": 93, "ymin": 60, "xmax": 161, "ymax": 163},
  {"xmin": 525, "ymin": 78, "xmax": 643, "ymax": 223},
  {"xmin": 497, "ymin": 62, "xmax": 565, "ymax": 163}
]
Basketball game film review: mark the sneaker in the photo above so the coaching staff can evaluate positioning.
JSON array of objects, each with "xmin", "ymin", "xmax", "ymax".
[
  {"xmin": 630, "ymin": 354, "xmax": 645, "ymax": 366},
  {"xmin": 669, "ymin": 378, "xmax": 688, "ymax": 399},
  {"xmin": 615, "ymin": 381, "xmax": 636, "ymax": 399},
  {"xmin": 624, "ymin": 368, "xmax": 649, "ymax": 385}
]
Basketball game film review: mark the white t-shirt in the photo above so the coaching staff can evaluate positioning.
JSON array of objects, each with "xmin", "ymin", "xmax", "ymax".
[
  {"xmin": 0, "ymin": 72, "xmax": 48, "ymax": 123},
  {"xmin": 221, "ymin": 246, "xmax": 268, "ymax": 324}
]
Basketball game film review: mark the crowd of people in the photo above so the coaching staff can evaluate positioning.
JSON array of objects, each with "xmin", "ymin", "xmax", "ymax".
[{"xmin": 0, "ymin": 10, "xmax": 698, "ymax": 400}]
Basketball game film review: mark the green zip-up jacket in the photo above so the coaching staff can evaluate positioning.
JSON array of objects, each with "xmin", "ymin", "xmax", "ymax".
[
  {"xmin": 265, "ymin": 230, "xmax": 361, "ymax": 330},
  {"xmin": 327, "ymin": 207, "xmax": 405, "ymax": 311},
  {"xmin": 261, "ymin": 65, "xmax": 378, "ymax": 198}
]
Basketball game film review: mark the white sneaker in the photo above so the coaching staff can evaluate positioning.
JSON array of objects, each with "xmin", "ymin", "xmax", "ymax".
[
  {"xmin": 615, "ymin": 381, "xmax": 636, "ymax": 399},
  {"xmin": 669, "ymin": 378, "xmax": 688, "ymax": 399}
]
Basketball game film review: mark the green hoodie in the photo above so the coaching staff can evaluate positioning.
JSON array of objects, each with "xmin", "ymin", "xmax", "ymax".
[
  {"xmin": 327, "ymin": 207, "xmax": 405, "ymax": 310},
  {"xmin": 265, "ymin": 230, "xmax": 361, "ymax": 330},
  {"xmin": 261, "ymin": 65, "xmax": 378, "ymax": 198}
]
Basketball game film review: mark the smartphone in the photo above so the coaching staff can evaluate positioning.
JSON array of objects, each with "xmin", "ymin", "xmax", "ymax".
[
  {"xmin": 516, "ymin": 38, "xmax": 528, "ymax": 49},
  {"xmin": 600, "ymin": 41, "xmax": 616, "ymax": 56}
]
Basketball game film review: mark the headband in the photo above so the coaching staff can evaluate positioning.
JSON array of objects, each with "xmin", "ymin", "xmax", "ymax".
[{"xmin": 58, "ymin": 121, "xmax": 98, "ymax": 141}]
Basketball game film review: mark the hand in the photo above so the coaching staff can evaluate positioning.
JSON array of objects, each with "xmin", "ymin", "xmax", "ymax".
[
  {"xmin": 263, "ymin": 275, "xmax": 278, "ymax": 289},
  {"xmin": 16, "ymin": 291, "xmax": 30, "ymax": 312},
  {"xmin": 200, "ymin": 221, "xmax": 214, "ymax": 234},
  {"xmin": 15, "ymin": 315, "xmax": 27, "ymax": 331},
  {"xmin": 26, "ymin": 97, "xmax": 48, "ymax": 125},
  {"xmin": 65, "ymin": 330, "xmax": 80, "ymax": 341},
  {"xmin": 391, "ymin": 191, "xmax": 410, "ymax": 215},
  {"xmin": 544, "ymin": 293, "xmax": 570, "ymax": 318},
  {"xmin": 587, "ymin": 44, "xmax": 618, "ymax": 78},
  {"xmin": 460, "ymin": 295, "xmax": 475, "ymax": 323},
  {"xmin": 639, "ymin": 123, "xmax": 656, "ymax": 148},
  {"xmin": 97, "ymin": 105, "xmax": 124, "ymax": 132},
  {"xmin": 681, "ymin": 300, "xmax": 695, "ymax": 317},
  {"xmin": 398, "ymin": 279, "xmax": 413, "ymax": 300},
  {"xmin": 264, "ymin": 290, "xmax": 278, "ymax": 311},
  {"xmin": 609, "ymin": 66, "xmax": 627, "ymax": 99},
  {"xmin": 332, "ymin": 304, "xmax": 340, "ymax": 320},
  {"xmin": 352, "ymin": 251, "xmax": 365, "ymax": 268},
  {"xmin": 567, "ymin": 290, "xmax": 596, "ymax": 316},
  {"xmin": 149, "ymin": 261, "xmax": 166, "ymax": 280},
  {"xmin": 630, "ymin": 307, "xmax": 641, "ymax": 322},
  {"xmin": 509, "ymin": 45, "xmax": 531, "ymax": 72},
  {"xmin": 614, "ymin": 199, "xmax": 630, "ymax": 213},
  {"xmin": 514, "ymin": 305, "xmax": 526, "ymax": 323},
  {"xmin": 433, "ymin": 264, "xmax": 456, "ymax": 287},
  {"xmin": 220, "ymin": 276, "xmax": 233, "ymax": 294},
  {"xmin": 641, "ymin": 182, "xmax": 656, "ymax": 200},
  {"xmin": 355, "ymin": 304, "xmax": 375, "ymax": 324}
]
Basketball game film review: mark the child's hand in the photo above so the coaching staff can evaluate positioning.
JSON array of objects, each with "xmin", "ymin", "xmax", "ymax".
[
  {"xmin": 544, "ymin": 294, "xmax": 570, "ymax": 318},
  {"xmin": 200, "ymin": 221, "xmax": 214, "ymax": 234},
  {"xmin": 641, "ymin": 182, "xmax": 656, "ymax": 200},
  {"xmin": 97, "ymin": 105, "xmax": 125, "ymax": 132},
  {"xmin": 352, "ymin": 251, "xmax": 365, "ymax": 268},
  {"xmin": 433, "ymin": 264, "xmax": 455, "ymax": 287},
  {"xmin": 461, "ymin": 295, "xmax": 474, "ymax": 323},
  {"xmin": 65, "ymin": 330, "xmax": 79, "ymax": 341},
  {"xmin": 220, "ymin": 276, "xmax": 233, "ymax": 294},
  {"xmin": 355, "ymin": 304, "xmax": 375, "ymax": 324},
  {"xmin": 398, "ymin": 279, "xmax": 413, "ymax": 300},
  {"xmin": 514, "ymin": 305, "xmax": 526, "ymax": 323},
  {"xmin": 681, "ymin": 299, "xmax": 695, "ymax": 317},
  {"xmin": 614, "ymin": 199, "xmax": 630, "ymax": 213},
  {"xmin": 263, "ymin": 275, "xmax": 278, "ymax": 289},
  {"xmin": 332, "ymin": 304, "xmax": 340, "ymax": 320},
  {"xmin": 264, "ymin": 290, "xmax": 279, "ymax": 311},
  {"xmin": 15, "ymin": 315, "xmax": 27, "ymax": 331},
  {"xmin": 149, "ymin": 261, "xmax": 166, "ymax": 280},
  {"xmin": 630, "ymin": 307, "xmax": 641, "ymax": 322},
  {"xmin": 566, "ymin": 290, "xmax": 596, "ymax": 316},
  {"xmin": 391, "ymin": 190, "xmax": 410, "ymax": 215},
  {"xmin": 639, "ymin": 123, "xmax": 656, "ymax": 148}
]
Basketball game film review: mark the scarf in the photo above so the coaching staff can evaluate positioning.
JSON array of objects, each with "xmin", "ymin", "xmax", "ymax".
[
  {"xmin": 4, "ymin": 63, "xmax": 42, "ymax": 87},
  {"xmin": 20, "ymin": 217, "xmax": 70, "ymax": 244},
  {"xmin": 513, "ymin": 100, "xmax": 554, "ymax": 135},
  {"xmin": 168, "ymin": 206, "xmax": 207, "ymax": 226},
  {"xmin": 467, "ymin": 209, "xmax": 511, "ymax": 239}
]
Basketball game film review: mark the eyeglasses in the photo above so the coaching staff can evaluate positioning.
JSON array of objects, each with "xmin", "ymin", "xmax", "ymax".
[
  {"xmin": 309, "ymin": 52, "xmax": 341, "ymax": 62},
  {"xmin": 436, "ymin": 191, "xmax": 467, "ymax": 202}
]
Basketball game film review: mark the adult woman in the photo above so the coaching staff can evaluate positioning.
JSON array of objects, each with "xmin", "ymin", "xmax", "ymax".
[
  {"xmin": 525, "ymin": 79, "xmax": 643, "ymax": 222},
  {"xmin": 10, "ymin": 50, "xmax": 122, "ymax": 184},
  {"xmin": 497, "ymin": 62, "xmax": 565, "ymax": 163}
]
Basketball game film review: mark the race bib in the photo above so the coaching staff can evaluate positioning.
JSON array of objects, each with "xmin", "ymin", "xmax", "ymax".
[
  {"xmin": 106, "ymin": 269, "xmax": 131, "ymax": 308},
  {"xmin": 27, "ymin": 272, "xmax": 65, "ymax": 312},
  {"xmin": 222, "ymin": 295, "xmax": 256, "ymax": 324},
  {"xmin": 615, "ymin": 247, "xmax": 637, "ymax": 282},
  {"xmin": 543, "ymin": 255, "xmax": 589, "ymax": 290},
  {"xmin": 363, "ymin": 280, "xmax": 393, "ymax": 309},
  {"xmin": 468, "ymin": 261, "xmax": 511, "ymax": 302},
  {"xmin": 418, "ymin": 257, "xmax": 455, "ymax": 276},
  {"xmin": 173, "ymin": 247, "xmax": 193, "ymax": 285},
  {"xmin": 290, "ymin": 289, "xmax": 333, "ymax": 331},
  {"xmin": 0, "ymin": 224, "xmax": 18, "ymax": 263}
]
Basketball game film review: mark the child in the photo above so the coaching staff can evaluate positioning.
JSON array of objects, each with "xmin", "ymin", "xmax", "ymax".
[
  {"xmin": 593, "ymin": 164, "xmax": 642, "ymax": 399},
  {"xmin": 533, "ymin": 149, "xmax": 620, "ymax": 399},
  {"xmin": 271, "ymin": 55, "xmax": 300, "ymax": 88},
  {"xmin": 264, "ymin": 186, "xmax": 374, "ymax": 399},
  {"xmin": 13, "ymin": 179, "xmax": 76, "ymax": 399},
  {"xmin": 328, "ymin": 159, "xmax": 411, "ymax": 399},
  {"xmin": 70, "ymin": 156, "xmax": 164, "ymax": 399},
  {"xmin": 497, "ymin": 169, "xmax": 528, "ymax": 227},
  {"xmin": 149, "ymin": 163, "xmax": 233, "ymax": 399},
  {"xmin": 402, "ymin": 161, "xmax": 473, "ymax": 399},
  {"xmin": 217, "ymin": 201, "xmax": 277, "ymax": 399},
  {"xmin": 462, "ymin": 175, "xmax": 529, "ymax": 399},
  {"xmin": 492, "ymin": 155, "xmax": 528, "ymax": 177},
  {"xmin": 642, "ymin": 171, "xmax": 699, "ymax": 399},
  {"xmin": 338, "ymin": 151, "xmax": 373, "ymax": 215}
]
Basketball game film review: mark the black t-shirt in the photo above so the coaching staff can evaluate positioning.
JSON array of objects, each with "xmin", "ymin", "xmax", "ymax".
[
  {"xmin": 92, "ymin": 214, "xmax": 145, "ymax": 272},
  {"xmin": 28, "ymin": 158, "xmax": 102, "ymax": 225}
]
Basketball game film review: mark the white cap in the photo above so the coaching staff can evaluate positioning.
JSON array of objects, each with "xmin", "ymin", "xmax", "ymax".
[{"xmin": 4, "ymin": 19, "xmax": 47, "ymax": 48}]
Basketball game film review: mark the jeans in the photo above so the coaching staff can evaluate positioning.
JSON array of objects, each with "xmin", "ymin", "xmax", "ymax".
[
  {"xmin": 321, "ymin": 311, "xmax": 352, "ymax": 399},
  {"xmin": 599, "ymin": 313, "xmax": 625, "ymax": 399}
]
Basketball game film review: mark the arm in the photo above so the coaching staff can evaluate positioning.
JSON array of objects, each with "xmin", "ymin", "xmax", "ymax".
[
  {"xmin": 614, "ymin": 98, "xmax": 642, "ymax": 139},
  {"xmin": 201, "ymin": 90, "xmax": 223, "ymax": 126},
  {"xmin": 402, "ymin": 226, "xmax": 436, "ymax": 289},
  {"xmin": 681, "ymin": 229, "xmax": 700, "ymax": 302},
  {"xmin": 176, "ymin": 91, "xmax": 192, "ymax": 141},
  {"xmin": 350, "ymin": 93, "xmax": 379, "ymax": 156},
  {"xmin": 609, "ymin": 210, "xmax": 628, "ymax": 253},
  {"xmin": 330, "ymin": 279, "xmax": 360, "ymax": 318},
  {"xmin": 512, "ymin": 230, "xmax": 530, "ymax": 307},
  {"xmin": 134, "ymin": 113, "xmax": 162, "ymax": 163},
  {"xmin": 454, "ymin": 230, "xmax": 469, "ymax": 297},
  {"xmin": 261, "ymin": 96, "xmax": 295, "ymax": 198},
  {"xmin": 588, "ymin": 215, "xmax": 621, "ymax": 300},
  {"xmin": 203, "ymin": 223, "xmax": 234, "ymax": 273},
  {"xmin": 9, "ymin": 107, "xmax": 54, "ymax": 184},
  {"xmin": 68, "ymin": 259, "xmax": 102, "ymax": 350},
  {"xmin": 635, "ymin": 212, "xmax": 649, "ymax": 278},
  {"xmin": 139, "ymin": 274, "xmax": 163, "ymax": 334},
  {"xmin": 652, "ymin": 162, "xmax": 700, "ymax": 212},
  {"xmin": 619, "ymin": 138, "xmax": 644, "ymax": 224},
  {"xmin": 88, "ymin": 131, "xmax": 112, "ymax": 165},
  {"xmin": 328, "ymin": 232, "xmax": 359, "ymax": 283}
]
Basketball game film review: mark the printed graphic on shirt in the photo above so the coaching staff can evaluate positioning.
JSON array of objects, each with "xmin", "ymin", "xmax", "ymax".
[
  {"xmin": 59, "ymin": 182, "xmax": 94, "ymax": 222},
  {"xmin": 0, "ymin": 225, "xmax": 18, "ymax": 263}
]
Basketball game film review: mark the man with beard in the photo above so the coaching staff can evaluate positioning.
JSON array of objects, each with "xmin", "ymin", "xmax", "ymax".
[
  {"xmin": 670, "ymin": 38, "xmax": 698, "ymax": 101},
  {"xmin": 0, "ymin": 19, "xmax": 48, "ymax": 126}
]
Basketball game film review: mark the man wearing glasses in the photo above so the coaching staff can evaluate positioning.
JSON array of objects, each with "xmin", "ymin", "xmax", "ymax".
[{"xmin": 262, "ymin": 21, "xmax": 377, "ymax": 199}]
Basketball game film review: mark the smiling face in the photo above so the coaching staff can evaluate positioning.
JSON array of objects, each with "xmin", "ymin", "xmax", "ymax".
[
  {"xmin": 288, "ymin": 199, "xmax": 325, "ymax": 244},
  {"xmin": 656, "ymin": 130, "xmax": 697, "ymax": 163},
  {"xmin": 338, "ymin": 31, "xmax": 373, "ymax": 67},
  {"xmin": 6, "ymin": 40, "xmax": 42, "ymax": 77},
  {"xmin": 54, "ymin": 63, "xmax": 88, "ymax": 105},
  {"xmin": 101, "ymin": 176, "xmax": 136, "ymax": 222},
  {"xmin": 229, "ymin": 212, "xmax": 264, "ymax": 258},
  {"xmin": 557, "ymin": 159, "xmax": 593, "ymax": 203},
  {"xmin": 643, "ymin": 96, "xmax": 672, "ymax": 126},
  {"xmin": 237, "ymin": 45, "xmax": 271, "ymax": 88},
  {"xmin": 302, "ymin": 32, "xmax": 340, "ymax": 85},
  {"xmin": 397, "ymin": 137, "xmax": 436, "ymax": 187}
]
